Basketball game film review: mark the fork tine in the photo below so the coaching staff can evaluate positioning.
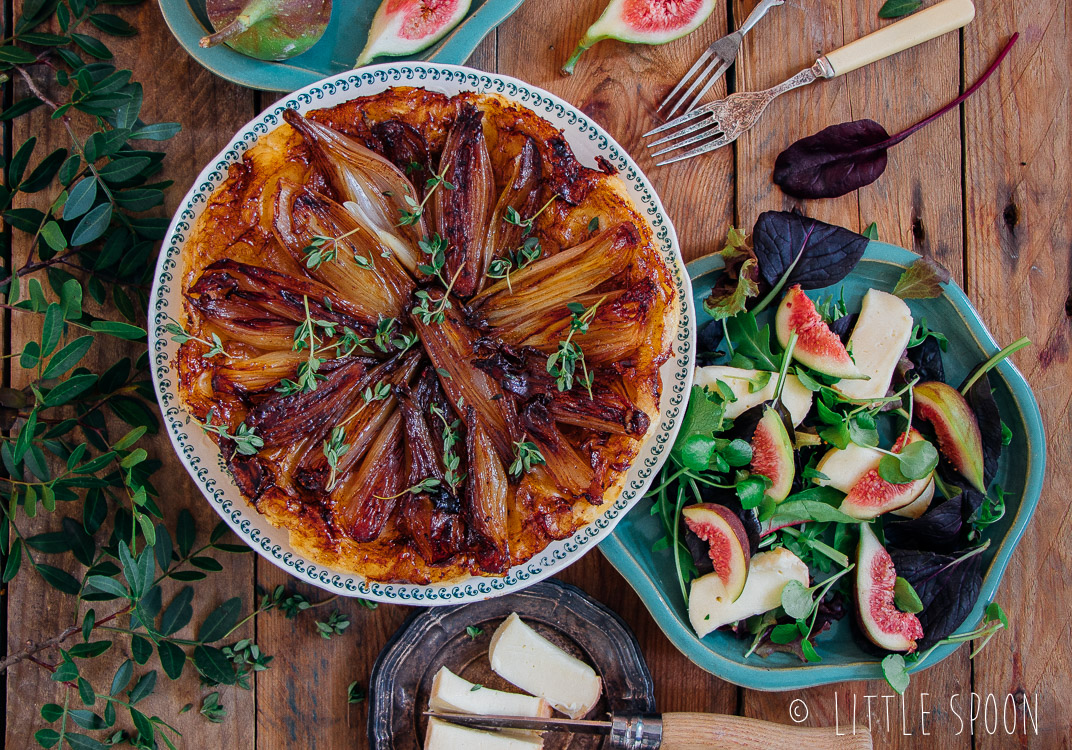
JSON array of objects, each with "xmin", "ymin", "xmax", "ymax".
[
  {"xmin": 655, "ymin": 135, "xmax": 732, "ymax": 166},
  {"xmin": 657, "ymin": 49, "xmax": 713, "ymax": 112},
  {"xmin": 682, "ymin": 59, "xmax": 732, "ymax": 114},
  {"xmin": 650, "ymin": 125, "xmax": 724, "ymax": 157},
  {"xmin": 645, "ymin": 114, "xmax": 719, "ymax": 148},
  {"xmin": 643, "ymin": 107, "xmax": 709, "ymax": 138},
  {"xmin": 664, "ymin": 54, "xmax": 726, "ymax": 119}
]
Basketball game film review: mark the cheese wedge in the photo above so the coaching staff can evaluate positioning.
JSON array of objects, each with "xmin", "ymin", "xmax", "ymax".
[
  {"xmin": 429, "ymin": 667, "xmax": 552, "ymax": 718},
  {"xmin": 689, "ymin": 547, "xmax": 810, "ymax": 638},
  {"xmin": 834, "ymin": 289, "xmax": 913, "ymax": 402},
  {"xmin": 488, "ymin": 613, "xmax": 601, "ymax": 719},
  {"xmin": 424, "ymin": 719, "xmax": 544, "ymax": 750},
  {"xmin": 694, "ymin": 365, "xmax": 813, "ymax": 426}
]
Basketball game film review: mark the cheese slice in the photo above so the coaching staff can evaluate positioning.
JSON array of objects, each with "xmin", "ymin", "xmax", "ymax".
[
  {"xmin": 695, "ymin": 365, "xmax": 814, "ymax": 426},
  {"xmin": 424, "ymin": 719, "xmax": 544, "ymax": 750},
  {"xmin": 488, "ymin": 613, "xmax": 601, "ymax": 719},
  {"xmin": 834, "ymin": 289, "xmax": 914, "ymax": 402},
  {"xmin": 429, "ymin": 666, "xmax": 552, "ymax": 718}
]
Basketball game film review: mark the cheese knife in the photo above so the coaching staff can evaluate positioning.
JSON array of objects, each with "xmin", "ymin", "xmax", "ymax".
[{"xmin": 424, "ymin": 711, "xmax": 873, "ymax": 749}]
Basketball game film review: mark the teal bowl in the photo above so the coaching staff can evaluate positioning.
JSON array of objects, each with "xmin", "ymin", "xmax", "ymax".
[
  {"xmin": 159, "ymin": 0, "xmax": 525, "ymax": 92},
  {"xmin": 600, "ymin": 241, "xmax": 1046, "ymax": 690}
]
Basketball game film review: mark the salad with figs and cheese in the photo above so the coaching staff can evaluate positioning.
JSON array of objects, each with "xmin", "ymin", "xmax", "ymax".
[{"xmin": 654, "ymin": 212, "xmax": 1024, "ymax": 692}]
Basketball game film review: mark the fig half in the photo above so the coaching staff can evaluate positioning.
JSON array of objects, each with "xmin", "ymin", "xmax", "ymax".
[
  {"xmin": 356, "ymin": 0, "xmax": 472, "ymax": 67},
  {"xmin": 775, "ymin": 285, "xmax": 863, "ymax": 380},
  {"xmin": 913, "ymin": 381, "xmax": 986, "ymax": 493},
  {"xmin": 682, "ymin": 504, "xmax": 750, "ymax": 602},
  {"xmin": 562, "ymin": 0, "xmax": 718, "ymax": 75},
  {"xmin": 856, "ymin": 523, "xmax": 924, "ymax": 652},
  {"xmin": 201, "ymin": 0, "xmax": 331, "ymax": 61}
]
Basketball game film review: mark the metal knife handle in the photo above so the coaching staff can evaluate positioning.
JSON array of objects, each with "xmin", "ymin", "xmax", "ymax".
[{"xmin": 660, "ymin": 713, "xmax": 873, "ymax": 750}]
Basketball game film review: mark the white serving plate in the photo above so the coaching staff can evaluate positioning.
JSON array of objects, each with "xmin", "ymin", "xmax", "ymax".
[{"xmin": 149, "ymin": 62, "xmax": 695, "ymax": 605}]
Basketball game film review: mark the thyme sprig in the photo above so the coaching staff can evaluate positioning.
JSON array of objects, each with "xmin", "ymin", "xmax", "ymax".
[
  {"xmin": 322, "ymin": 426, "xmax": 350, "ymax": 492},
  {"xmin": 509, "ymin": 440, "xmax": 546, "ymax": 479},
  {"xmin": 200, "ymin": 411, "xmax": 264, "ymax": 456},
  {"xmin": 163, "ymin": 316, "xmax": 226, "ymax": 359},
  {"xmin": 430, "ymin": 403, "xmax": 465, "ymax": 494},
  {"xmin": 487, "ymin": 236, "xmax": 541, "ymax": 293},
  {"xmin": 546, "ymin": 296, "xmax": 606, "ymax": 398},
  {"xmin": 375, "ymin": 477, "xmax": 442, "ymax": 501},
  {"xmin": 413, "ymin": 233, "xmax": 464, "ymax": 324},
  {"xmin": 302, "ymin": 226, "xmax": 372, "ymax": 271},
  {"xmin": 398, "ymin": 161, "xmax": 454, "ymax": 226},
  {"xmin": 503, "ymin": 194, "xmax": 558, "ymax": 236}
]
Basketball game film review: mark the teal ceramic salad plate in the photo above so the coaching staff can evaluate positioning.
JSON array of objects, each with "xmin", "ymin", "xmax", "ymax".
[
  {"xmin": 159, "ymin": 0, "xmax": 526, "ymax": 92},
  {"xmin": 600, "ymin": 241, "xmax": 1046, "ymax": 690}
]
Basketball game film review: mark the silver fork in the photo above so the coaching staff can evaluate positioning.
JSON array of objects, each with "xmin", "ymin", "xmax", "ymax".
[
  {"xmin": 657, "ymin": 0, "xmax": 785, "ymax": 119},
  {"xmin": 645, "ymin": 0, "xmax": 977, "ymax": 165}
]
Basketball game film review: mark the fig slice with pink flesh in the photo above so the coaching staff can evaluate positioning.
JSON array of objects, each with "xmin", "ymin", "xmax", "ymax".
[
  {"xmin": 356, "ymin": 0, "xmax": 472, "ymax": 67},
  {"xmin": 775, "ymin": 284, "xmax": 863, "ymax": 380},
  {"xmin": 201, "ymin": 0, "xmax": 331, "ymax": 61},
  {"xmin": 839, "ymin": 429, "xmax": 933, "ymax": 520},
  {"xmin": 562, "ymin": 0, "xmax": 717, "ymax": 75},
  {"xmin": 746, "ymin": 403, "xmax": 795, "ymax": 502},
  {"xmin": 856, "ymin": 522, "xmax": 924, "ymax": 652},
  {"xmin": 913, "ymin": 380, "xmax": 986, "ymax": 493},
  {"xmin": 682, "ymin": 503, "xmax": 750, "ymax": 602}
]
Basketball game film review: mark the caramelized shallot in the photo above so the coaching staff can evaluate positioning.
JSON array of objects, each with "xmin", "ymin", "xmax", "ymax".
[
  {"xmin": 465, "ymin": 407, "xmax": 510, "ymax": 573},
  {"xmin": 432, "ymin": 104, "xmax": 496, "ymax": 297},
  {"xmin": 333, "ymin": 409, "xmax": 405, "ymax": 542},
  {"xmin": 282, "ymin": 108, "xmax": 426, "ymax": 271},
  {"xmin": 273, "ymin": 182, "xmax": 415, "ymax": 319},
  {"xmin": 472, "ymin": 223, "xmax": 640, "ymax": 328}
]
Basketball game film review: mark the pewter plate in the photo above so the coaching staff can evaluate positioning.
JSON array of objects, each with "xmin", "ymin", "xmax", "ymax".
[{"xmin": 368, "ymin": 579, "xmax": 655, "ymax": 748}]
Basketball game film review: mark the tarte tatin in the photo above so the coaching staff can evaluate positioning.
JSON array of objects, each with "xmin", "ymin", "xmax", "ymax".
[{"xmin": 175, "ymin": 87, "xmax": 677, "ymax": 584}]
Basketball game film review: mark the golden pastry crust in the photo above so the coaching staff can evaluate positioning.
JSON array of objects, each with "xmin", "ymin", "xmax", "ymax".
[{"xmin": 177, "ymin": 87, "xmax": 676, "ymax": 584}]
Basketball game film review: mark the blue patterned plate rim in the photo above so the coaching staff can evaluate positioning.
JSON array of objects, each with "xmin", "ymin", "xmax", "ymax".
[
  {"xmin": 148, "ymin": 62, "xmax": 696, "ymax": 604},
  {"xmin": 600, "ymin": 240, "xmax": 1046, "ymax": 690}
]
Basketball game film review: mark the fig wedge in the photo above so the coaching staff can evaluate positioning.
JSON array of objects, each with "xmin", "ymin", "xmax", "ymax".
[
  {"xmin": 839, "ymin": 429, "xmax": 933, "ymax": 520},
  {"xmin": 682, "ymin": 504, "xmax": 750, "ymax": 602},
  {"xmin": 914, "ymin": 381, "xmax": 986, "ymax": 493},
  {"xmin": 562, "ymin": 0, "xmax": 717, "ymax": 75},
  {"xmin": 856, "ymin": 522, "xmax": 924, "ymax": 652},
  {"xmin": 356, "ymin": 0, "xmax": 472, "ymax": 67},
  {"xmin": 775, "ymin": 284, "xmax": 862, "ymax": 380}
]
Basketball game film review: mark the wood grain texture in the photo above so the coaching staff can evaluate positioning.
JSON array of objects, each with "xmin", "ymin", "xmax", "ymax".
[
  {"xmin": 962, "ymin": 1, "xmax": 1072, "ymax": 745},
  {"xmin": 734, "ymin": 1, "xmax": 971, "ymax": 746},
  {"xmin": 3, "ymin": 4, "xmax": 257, "ymax": 747}
]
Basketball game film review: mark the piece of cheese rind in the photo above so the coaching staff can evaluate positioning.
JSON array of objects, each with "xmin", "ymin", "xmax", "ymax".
[
  {"xmin": 429, "ymin": 666, "xmax": 552, "ymax": 718},
  {"xmin": 834, "ymin": 289, "xmax": 914, "ymax": 402},
  {"xmin": 488, "ymin": 613, "xmax": 602, "ymax": 719},
  {"xmin": 694, "ymin": 365, "xmax": 814, "ymax": 426},
  {"xmin": 424, "ymin": 719, "xmax": 544, "ymax": 750}
]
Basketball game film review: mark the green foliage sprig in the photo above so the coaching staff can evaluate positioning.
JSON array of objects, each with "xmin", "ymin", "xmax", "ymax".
[{"xmin": 0, "ymin": 4, "xmax": 381, "ymax": 748}]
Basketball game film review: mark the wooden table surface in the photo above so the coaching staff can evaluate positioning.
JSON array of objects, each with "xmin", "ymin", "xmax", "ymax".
[{"xmin": 6, "ymin": 0, "xmax": 1070, "ymax": 747}]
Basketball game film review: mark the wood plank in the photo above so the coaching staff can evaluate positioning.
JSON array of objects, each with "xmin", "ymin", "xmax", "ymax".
[
  {"xmin": 4, "ymin": 4, "xmax": 256, "ymax": 747},
  {"xmin": 734, "ymin": 1, "xmax": 972, "ymax": 744},
  {"xmin": 962, "ymin": 1, "xmax": 1072, "ymax": 745},
  {"xmin": 494, "ymin": 0, "xmax": 735, "ymax": 262}
]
